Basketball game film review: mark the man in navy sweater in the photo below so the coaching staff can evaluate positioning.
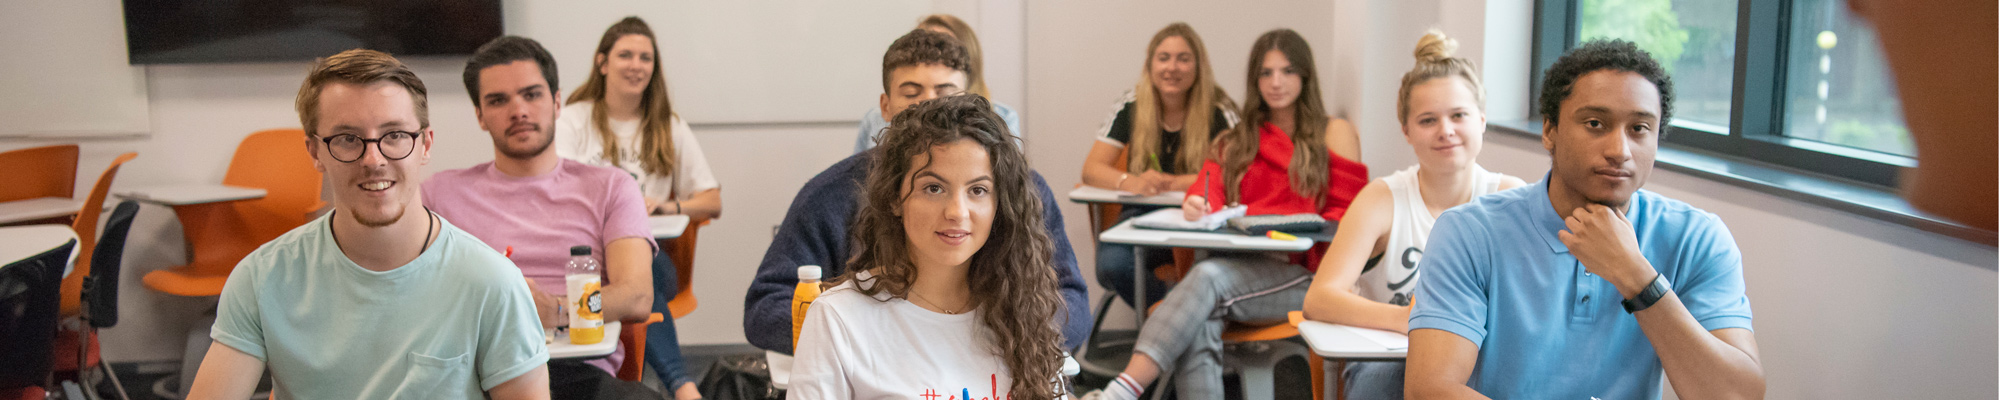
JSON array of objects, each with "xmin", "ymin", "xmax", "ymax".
[{"xmin": 743, "ymin": 29, "xmax": 1089, "ymax": 354}]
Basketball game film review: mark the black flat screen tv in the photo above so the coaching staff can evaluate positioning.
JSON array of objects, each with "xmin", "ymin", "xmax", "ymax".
[{"xmin": 124, "ymin": 0, "xmax": 502, "ymax": 64}]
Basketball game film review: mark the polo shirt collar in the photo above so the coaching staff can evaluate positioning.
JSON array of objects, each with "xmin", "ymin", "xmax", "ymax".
[{"xmin": 1529, "ymin": 172, "xmax": 1571, "ymax": 254}]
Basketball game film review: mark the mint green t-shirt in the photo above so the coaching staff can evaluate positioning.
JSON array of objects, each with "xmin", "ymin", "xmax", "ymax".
[{"xmin": 211, "ymin": 213, "xmax": 549, "ymax": 399}]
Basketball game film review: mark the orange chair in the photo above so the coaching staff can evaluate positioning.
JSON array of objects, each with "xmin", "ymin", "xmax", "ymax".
[
  {"xmin": 143, "ymin": 129, "xmax": 322, "ymax": 297},
  {"xmin": 664, "ymin": 218, "xmax": 712, "ymax": 319},
  {"xmin": 0, "ymin": 144, "xmax": 78, "ymax": 204},
  {"xmin": 616, "ymin": 312, "xmax": 666, "ymax": 382},
  {"xmin": 59, "ymin": 152, "xmax": 137, "ymax": 316}
]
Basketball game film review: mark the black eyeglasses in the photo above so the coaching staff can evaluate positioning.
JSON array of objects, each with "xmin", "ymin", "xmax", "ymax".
[{"xmin": 316, "ymin": 131, "xmax": 422, "ymax": 163}]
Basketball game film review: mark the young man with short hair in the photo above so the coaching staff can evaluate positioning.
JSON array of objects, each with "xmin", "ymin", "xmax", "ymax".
[
  {"xmin": 424, "ymin": 36, "xmax": 665, "ymax": 400},
  {"xmin": 1405, "ymin": 40, "xmax": 1765, "ymax": 399},
  {"xmin": 187, "ymin": 49, "xmax": 550, "ymax": 400},
  {"xmin": 743, "ymin": 29, "xmax": 1090, "ymax": 354}
]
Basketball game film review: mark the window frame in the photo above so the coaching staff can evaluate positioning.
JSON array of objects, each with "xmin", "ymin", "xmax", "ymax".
[{"xmin": 1531, "ymin": 0, "xmax": 1914, "ymax": 189}]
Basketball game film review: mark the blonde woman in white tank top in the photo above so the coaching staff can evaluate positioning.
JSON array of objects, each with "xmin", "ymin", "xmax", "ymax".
[{"xmin": 1297, "ymin": 30, "xmax": 1526, "ymax": 399}]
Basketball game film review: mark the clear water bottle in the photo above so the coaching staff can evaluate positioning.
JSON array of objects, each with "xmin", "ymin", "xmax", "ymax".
[{"xmin": 566, "ymin": 245, "xmax": 604, "ymax": 345}]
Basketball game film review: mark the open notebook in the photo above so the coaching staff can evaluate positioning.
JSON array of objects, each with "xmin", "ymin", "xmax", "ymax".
[{"xmin": 1129, "ymin": 206, "xmax": 1247, "ymax": 231}]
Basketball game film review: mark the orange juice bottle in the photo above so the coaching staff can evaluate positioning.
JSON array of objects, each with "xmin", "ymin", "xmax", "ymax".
[
  {"xmin": 791, "ymin": 265, "xmax": 822, "ymax": 349},
  {"xmin": 567, "ymin": 245, "xmax": 604, "ymax": 345}
]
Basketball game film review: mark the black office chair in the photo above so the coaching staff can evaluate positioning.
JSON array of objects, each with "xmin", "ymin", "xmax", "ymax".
[
  {"xmin": 0, "ymin": 235, "xmax": 77, "ymax": 397},
  {"xmin": 70, "ymin": 201, "xmax": 140, "ymax": 400}
]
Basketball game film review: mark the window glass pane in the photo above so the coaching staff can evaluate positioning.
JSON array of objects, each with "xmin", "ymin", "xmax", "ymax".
[
  {"xmin": 1782, "ymin": 0, "xmax": 1913, "ymax": 157},
  {"xmin": 1576, "ymin": 0, "xmax": 1738, "ymax": 132}
]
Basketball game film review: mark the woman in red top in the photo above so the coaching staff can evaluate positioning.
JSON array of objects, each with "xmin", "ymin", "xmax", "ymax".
[{"xmin": 1083, "ymin": 29, "xmax": 1367, "ymax": 400}]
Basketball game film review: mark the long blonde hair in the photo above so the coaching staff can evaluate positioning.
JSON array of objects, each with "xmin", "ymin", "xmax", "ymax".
[
  {"xmin": 918, "ymin": 14, "xmax": 990, "ymax": 98},
  {"xmin": 1224, "ymin": 28, "xmax": 1331, "ymax": 207},
  {"xmin": 1130, "ymin": 22, "xmax": 1233, "ymax": 174},
  {"xmin": 566, "ymin": 17, "xmax": 680, "ymax": 182},
  {"xmin": 1397, "ymin": 29, "xmax": 1486, "ymax": 124}
]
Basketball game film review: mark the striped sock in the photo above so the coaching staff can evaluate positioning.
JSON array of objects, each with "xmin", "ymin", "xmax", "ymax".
[{"xmin": 1103, "ymin": 373, "xmax": 1144, "ymax": 400}]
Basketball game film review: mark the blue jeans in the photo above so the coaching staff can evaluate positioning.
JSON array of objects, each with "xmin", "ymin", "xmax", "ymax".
[
  {"xmin": 1340, "ymin": 361, "xmax": 1405, "ymax": 399},
  {"xmin": 648, "ymin": 250, "xmax": 695, "ymax": 389},
  {"xmin": 1095, "ymin": 206, "xmax": 1172, "ymax": 308}
]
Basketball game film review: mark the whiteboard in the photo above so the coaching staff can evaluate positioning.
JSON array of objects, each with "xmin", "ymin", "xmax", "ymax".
[
  {"xmin": 0, "ymin": 0, "xmax": 152, "ymax": 138},
  {"xmin": 508, "ymin": 0, "xmax": 932, "ymax": 124}
]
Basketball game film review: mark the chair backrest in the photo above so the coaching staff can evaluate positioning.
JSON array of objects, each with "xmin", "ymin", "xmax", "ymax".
[
  {"xmin": 0, "ymin": 144, "xmax": 79, "ymax": 203},
  {"xmin": 0, "ymin": 239, "xmax": 74, "ymax": 390},
  {"xmin": 220, "ymin": 129, "xmax": 321, "ymax": 240},
  {"xmin": 60, "ymin": 153, "xmax": 136, "ymax": 316},
  {"xmin": 665, "ymin": 218, "xmax": 710, "ymax": 319},
  {"xmin": 85, "ymin": 201, "xmax": 139, "ymax": 329}
]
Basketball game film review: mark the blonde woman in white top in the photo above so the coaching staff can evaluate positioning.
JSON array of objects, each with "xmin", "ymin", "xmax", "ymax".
[
  {"xmin": 558, "ymin": 16, "xmax": 721, "ymax": 221},
  {"xmin": 1299, "ymin": 30, "xmax": 1526, "ymax": 399},
  {"xmin": 554, "ymin": 16, "xmax": 716, "ymax": 400}
]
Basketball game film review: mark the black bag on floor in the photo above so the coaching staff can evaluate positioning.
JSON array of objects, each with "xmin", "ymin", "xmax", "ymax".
[{"xmin": 696, "ymin": 354, "xmax": 783, "ymax": 400}]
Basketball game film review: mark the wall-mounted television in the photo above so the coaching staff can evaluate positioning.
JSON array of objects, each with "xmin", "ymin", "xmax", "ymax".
[{"xmin": 124, "ymin": 0, "xmax": 502, "ymax": 64}]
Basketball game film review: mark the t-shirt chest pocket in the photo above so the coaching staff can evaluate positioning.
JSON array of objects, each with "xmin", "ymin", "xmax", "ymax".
[{"xmin": 392, "ymin": 351, "xmax": 472, "ymax": 400}]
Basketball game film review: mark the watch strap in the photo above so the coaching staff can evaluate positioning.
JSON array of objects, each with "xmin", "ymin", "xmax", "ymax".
[{"xmin": 1622, "ymin": 274, "xmax": 1672, "ymax": 313}]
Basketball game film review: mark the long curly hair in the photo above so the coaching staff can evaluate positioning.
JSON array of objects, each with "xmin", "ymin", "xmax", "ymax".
[
  {"xmin": 565, "ymin": 17, "xmax": 682, "ymax": 180},
  {"xmin": 1224, "ymin": 28, "xmax": 1331, "ymax": 208},
  {"xmin": 835, "ymin": 94, "xmax": 1067, "ymax": 399}
]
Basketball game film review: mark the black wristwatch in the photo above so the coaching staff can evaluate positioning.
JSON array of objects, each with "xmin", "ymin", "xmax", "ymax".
[{"xmin": 1621, "ymin": 274, "xmax": 1672, "ymax": 313}]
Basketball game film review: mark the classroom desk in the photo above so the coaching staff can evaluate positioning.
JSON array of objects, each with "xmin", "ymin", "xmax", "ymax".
[
  {"xmin": 1066, "ymin": 186, "xmax": 1184, "ymax": 234},
  {"xmin": 1097, "ymin": 218, "xmax": 1315, "ymax": 328},
  {"xmin": 649, "ymin": 215, "xmax": 689, "ymax": 240},
  {"xmin": 0, "ymin": 197, "xmax": 83, "ymax": 225},
  {"xmin": 1295, "ymin": 320, "xmax": 1408, "ymax": 361},
  {"xmin": 0, "ymin": 224, "xmax": 79, "ymax": 278},
  {"xmin": 116, "ymin": 184, "xmax": 267, "ymax": 206},
  {"xmin": 547, "ymin": 321, "xmax": 623, "ymax": 360}
]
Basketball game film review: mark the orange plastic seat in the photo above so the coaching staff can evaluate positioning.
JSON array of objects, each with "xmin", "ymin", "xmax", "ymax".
[
  {"xmin": 0, "ymin": 144, "xmax": 78, "ymax": 204},
  {"xmin": 665, "ymin": 218, "xmax": 711, "ymax": 319},
  {"xmin": 59, "ymin": 152, "xmax": 137, "ymax": 316},
  {"xmin": 616, "ymin": 312, "xmax": 666, "ymax": 382},
  {"xmin": 143, "ymin": 129, "xmax": 322, "ymax": 297}
]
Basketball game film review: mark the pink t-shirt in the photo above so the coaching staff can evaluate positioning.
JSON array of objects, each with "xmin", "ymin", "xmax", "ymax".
[{"xmin": 422, "ymin": 159, "xmax": 655, "ymax": 375}]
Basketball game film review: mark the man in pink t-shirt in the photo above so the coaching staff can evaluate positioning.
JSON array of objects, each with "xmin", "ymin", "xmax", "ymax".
[{"xmin": 423, "ymin": 36, "xmax": 662, "ymax": 400}]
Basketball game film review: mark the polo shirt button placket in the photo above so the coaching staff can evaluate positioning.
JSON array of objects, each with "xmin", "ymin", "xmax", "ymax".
[{"xmin": 1571, "ymin": 259, "xmax": 1596, "ymax": 323}]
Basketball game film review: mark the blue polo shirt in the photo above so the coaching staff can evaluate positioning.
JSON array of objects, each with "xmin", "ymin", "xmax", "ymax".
[{"xmin": 1408, "ymin": 175, "xmax": 1753, "ymax": 399}]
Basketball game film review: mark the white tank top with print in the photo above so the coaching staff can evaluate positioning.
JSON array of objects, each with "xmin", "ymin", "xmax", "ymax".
[{"xmin": 1354, "ymin": 164, "xmax": 1507, "ymax": 306}]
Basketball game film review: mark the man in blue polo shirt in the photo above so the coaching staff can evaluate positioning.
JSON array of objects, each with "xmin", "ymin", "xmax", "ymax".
[{"xmin": 1404, "ymin": 40, "xmax": 1765, "ymax": 399}]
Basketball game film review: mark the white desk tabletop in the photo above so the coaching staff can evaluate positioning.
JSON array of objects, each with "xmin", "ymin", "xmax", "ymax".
[
  {"xmin": 0, "ymin": 197, "xmax": 82, "ymax": 225},
  {"xmin": 0, "ymin": 224, "xmax": 79, "ymax": 278},
  {"xmin": 1296, "ymin": 320, "xmax": 1408, "ymax": 360},
  {"xmin": 117, "ymin": 184, "xmax": 267, "ymax": 206},
  {"xmin": 650, "ymin": 215, "xmax": 689, "ymax": 239},
  {"xmin": 1066, "ymin": 186, "xmax": 1184, "ymax": 207},
  {"xmin": 548, "ymin": 321, "xmax": 623, "ymax": 360},
  {"xmin": 1097, "ymin": 219, "xmax": 1313, "ymax": 252}
]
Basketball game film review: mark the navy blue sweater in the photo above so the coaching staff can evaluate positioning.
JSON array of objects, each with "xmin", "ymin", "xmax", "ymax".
[{"xmin": 743, "ymin": 151, "xmax": 1090, "ymax": 353}]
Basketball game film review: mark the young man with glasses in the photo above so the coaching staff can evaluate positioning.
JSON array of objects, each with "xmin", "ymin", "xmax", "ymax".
[
  {"xmin": 187, "ymin": 49, "xmax": 551, "ymax": 400},
  {"xmin": 422, "ymin": 36, "xmax": 664, "ymax": 400}
]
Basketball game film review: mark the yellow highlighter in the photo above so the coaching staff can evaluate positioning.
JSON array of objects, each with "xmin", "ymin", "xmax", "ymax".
[{"xmin": 1266, "ymin": 230, "xmax": 1299, "ymax": 241}]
